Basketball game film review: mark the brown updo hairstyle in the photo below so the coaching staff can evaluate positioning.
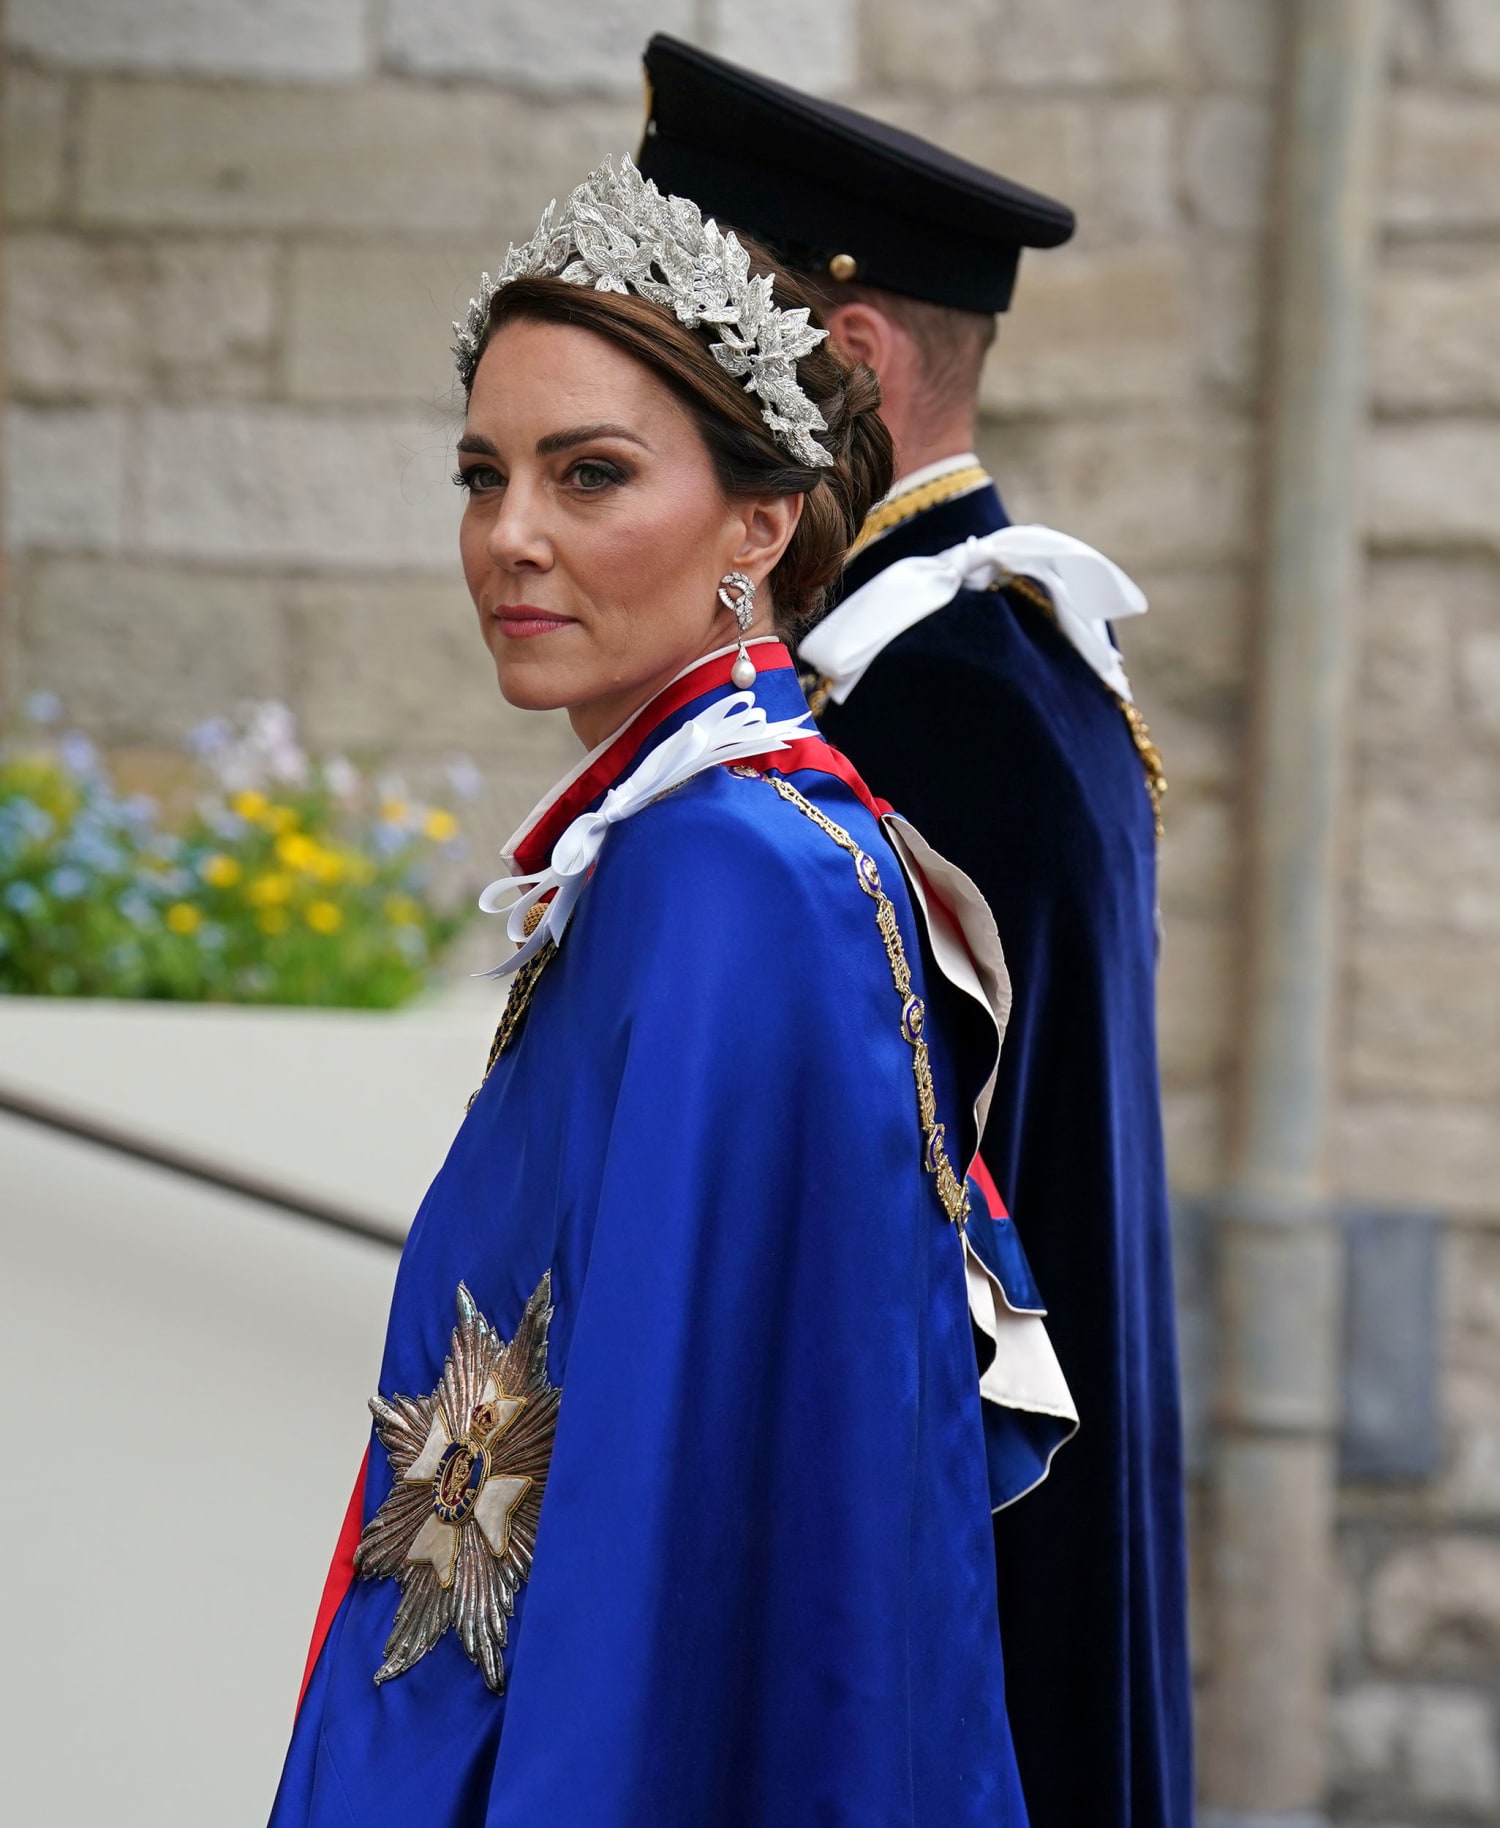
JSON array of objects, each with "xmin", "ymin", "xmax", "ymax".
[{"xmin": 466, "ymin": 246, "xmax": 893, "ymax": 633}]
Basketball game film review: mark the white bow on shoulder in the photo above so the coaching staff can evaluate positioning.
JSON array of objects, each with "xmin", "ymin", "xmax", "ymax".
[
  {"xmin": 477, "ymin": 692, "xmax": 811, "ymax": 976},
  {"xmin": 800, "ymin": 525, "xmax": 1148, "ymax": 705}
]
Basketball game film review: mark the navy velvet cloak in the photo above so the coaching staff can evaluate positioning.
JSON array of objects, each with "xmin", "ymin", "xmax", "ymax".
[
  {"xmin": 815, "ymin": 486, "xmax": 1194, "ymax": 1828},
  {"xmin": 271, "ymin": 653, "xmax": 1053, "ymax": 1828}
]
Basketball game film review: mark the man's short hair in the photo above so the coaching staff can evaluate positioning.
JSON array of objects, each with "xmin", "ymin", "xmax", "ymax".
[{"xmin": 801, "ymin": 278, "xmax": 997, "ymax": 412}]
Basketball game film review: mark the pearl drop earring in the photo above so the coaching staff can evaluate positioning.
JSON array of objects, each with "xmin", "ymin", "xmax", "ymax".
[{"xmin": 718, "ymin": 571, "xmax": 758, "ymax": 689}]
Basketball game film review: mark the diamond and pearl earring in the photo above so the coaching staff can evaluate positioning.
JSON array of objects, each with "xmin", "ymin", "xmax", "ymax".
[{"xmin": 719, "ymin": 571, "xmax": 758, "ymax": 688}]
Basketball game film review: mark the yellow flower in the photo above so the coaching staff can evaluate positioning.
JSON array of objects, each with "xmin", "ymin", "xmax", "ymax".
[
  {"xmin": 423, "ymin": 808, "xmax": 459, "ymax": 843},
  {"xmin": 256, "ymin": 907, "xmax": 290, "ymax": 935},
  {"xmin": 165, "ymin": 902, "xmax": 202, "ymax": 935},
  {"xmin": 275, "ymin": 831, "xmax": 321, "ymax": 872},
  {"xmin": 305, "ymin": 899, "xmax": 344, "ymax": 934},
  {"xmin": 265, "ymin": 805, "xmax": 298, "ymax": 834},
  {"xmin": 230, "ymin": 789, "xmax": 269, "ymax": 822},
  {"xmin": 246, "ymin": 872, "xmax": 293, "ymax": 907},
  {"xmin": 201, "ymin": 853, "xmax": 241, "ymax": 888},
  {"xmin": 384, "ymin": 894, "xmax": 420, "ymax": 926},
  {"xmin": 311, "ymin": 848, "xmax": 346, "ymax": 884},
  {"xmin": 380, "ymin": 798, "xmax": 410, "ymax": 826}
]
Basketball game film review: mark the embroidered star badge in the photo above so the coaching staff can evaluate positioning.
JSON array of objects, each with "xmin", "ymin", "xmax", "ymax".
[{"xmin": 355, "ymin": 1274, "xmax": 561, "ymax": 1691}]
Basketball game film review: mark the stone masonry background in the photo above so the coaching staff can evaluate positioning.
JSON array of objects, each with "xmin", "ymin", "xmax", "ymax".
[{"xmin": 2, "ymin": 2, "xmax": 1499, "ymax": 1819}]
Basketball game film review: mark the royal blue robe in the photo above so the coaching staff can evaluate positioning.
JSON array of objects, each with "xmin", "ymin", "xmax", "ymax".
[
  {"xmin": 271, "ymin": 648, "xmax": 1067, "ymax": 1828},
  {"xmin": 815, "ymin": 484, "xmax": 1194, "ymax": 1828}
]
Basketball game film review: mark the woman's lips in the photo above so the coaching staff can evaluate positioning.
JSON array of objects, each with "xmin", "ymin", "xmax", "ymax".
[{"xmin": 493, "ymin": 605, "xmax": 576, "ymax": 639}]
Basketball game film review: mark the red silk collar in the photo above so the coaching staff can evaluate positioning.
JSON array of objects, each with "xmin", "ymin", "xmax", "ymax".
[{"xmin": 508, "ymin": 643, "xmax": 888, "ymax": 873}]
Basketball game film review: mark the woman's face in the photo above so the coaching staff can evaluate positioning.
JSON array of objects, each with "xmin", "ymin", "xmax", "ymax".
[{"xmin": 457, "ymin": 317, "xmax": 801, "ymax": 749}]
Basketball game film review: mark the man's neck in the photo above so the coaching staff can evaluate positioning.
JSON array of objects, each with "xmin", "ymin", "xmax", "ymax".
[{"xmin": 888, "ymin": 416, "xmax": 980, "ymax": 486}]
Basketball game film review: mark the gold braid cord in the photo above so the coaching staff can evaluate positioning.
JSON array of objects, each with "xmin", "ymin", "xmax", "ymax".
[
  {"xmin": 999, "ymin": 573, "xmax": 1167, "ymax": 841},
  {"xmin": 732, "ymin": 766, "xmax": 970, "ymax": 1228},
  {"xmin": 848, "ymin": 464, "xmax": 992, "ymax": 560},
  {"xmin": 469, "ymin": 901, "xmax": 557, "ymax": 1107}
]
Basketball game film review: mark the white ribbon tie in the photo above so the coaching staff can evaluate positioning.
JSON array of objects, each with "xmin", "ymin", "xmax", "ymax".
[
  {"xmin": 800, "ymin": 525, "xmax": 1148, "ymax": 705},
  {"xmin": 478, "ymin": 692, "xmax": 810, "ymax": 976}
]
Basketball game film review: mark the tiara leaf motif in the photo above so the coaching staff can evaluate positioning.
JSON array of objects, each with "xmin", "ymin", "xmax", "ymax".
[{"xmin": 452, "ymin": 156, "xmax": 834, "ymax": 470}]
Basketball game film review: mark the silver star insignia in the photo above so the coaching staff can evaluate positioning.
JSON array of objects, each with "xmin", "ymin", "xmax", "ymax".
[{"xmin": 355, "ymin": 1274, "xmax": 561, "ymax": 1691}]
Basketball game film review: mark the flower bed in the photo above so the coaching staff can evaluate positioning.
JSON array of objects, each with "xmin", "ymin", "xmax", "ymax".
[{"xmin": 0, "ymin": 698, "xmax": 476, "ymax": 1008}]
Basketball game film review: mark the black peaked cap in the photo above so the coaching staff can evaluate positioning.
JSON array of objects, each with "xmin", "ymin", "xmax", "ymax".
[{"xmin": 638, "ymin": 34, "xmax": 1074, "ymax": 315}]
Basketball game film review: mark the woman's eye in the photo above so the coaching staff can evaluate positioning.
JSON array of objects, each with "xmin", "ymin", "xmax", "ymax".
[
  {"xmin": 568, "ymin": 459, "xmax": 624, "ymax": 493},
  {"xmin": 453, "ymin": 464, "xmax": 504, "ymax": 495}
]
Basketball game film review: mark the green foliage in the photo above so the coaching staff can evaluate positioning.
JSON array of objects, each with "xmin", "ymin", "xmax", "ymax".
[{"xmin": 0, "ymin": 699, "xmax": 476, "ymax": 1008}]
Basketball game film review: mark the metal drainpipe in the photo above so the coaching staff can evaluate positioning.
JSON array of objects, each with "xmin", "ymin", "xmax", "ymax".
[{"xmin": 1201, "ymin": 4, "xmax": 1392, "ymax": 1824}]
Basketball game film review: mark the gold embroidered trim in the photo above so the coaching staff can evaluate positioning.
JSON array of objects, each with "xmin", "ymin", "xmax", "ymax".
[
  {"xmin": 469, "ymin": 939, "xmax": 558, "ymax": 1108},
  {"xmin": 999, "ymin": 572, "xmax": 1167, "ymax": 841},
  {"xmin": 733, "ymin": 766, "xmax": 970, "ymax": 1228},
  {"xmin": 849, "ymin": 464, "xmax": 992, "ymax": 559}
]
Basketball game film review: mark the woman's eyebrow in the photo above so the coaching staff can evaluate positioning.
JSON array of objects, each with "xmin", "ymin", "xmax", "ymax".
[
  {"xmin": 535, "ymin": 422, "xmax": 652, "ymax": 456},
  {"xmin": 455, "ymin": 433, "xmax": 499, "ymax": 457}
]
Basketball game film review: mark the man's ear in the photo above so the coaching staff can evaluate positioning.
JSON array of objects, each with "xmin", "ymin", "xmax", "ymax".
[{"xmin": 823, "ymin": 300, "xmax": 902, "ymax": 384}]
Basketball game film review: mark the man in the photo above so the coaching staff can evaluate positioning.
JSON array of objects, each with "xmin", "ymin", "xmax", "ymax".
[{"xmin": 639, "ymin": 35, "xmax": 1192, "ymax": 1828}]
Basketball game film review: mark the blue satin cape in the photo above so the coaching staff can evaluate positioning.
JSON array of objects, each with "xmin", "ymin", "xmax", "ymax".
[
  {"xmin": 271, "ymin": 658, "xmax": 1035, "ymax": 1828},
  {"xmin": 819, "ymin": 486, "xmax": 1195, "ymax": 1828}
]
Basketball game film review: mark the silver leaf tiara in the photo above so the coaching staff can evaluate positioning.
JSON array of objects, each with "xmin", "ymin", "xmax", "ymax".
[{"xmin": 452, "ymin": 155, "xmax": 834, "ymax": 470}]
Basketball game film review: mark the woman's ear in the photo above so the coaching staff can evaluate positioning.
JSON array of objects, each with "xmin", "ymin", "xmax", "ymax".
[{"xmin": 733, "ymin": 493, "xmax": 804, "ymax": 590}]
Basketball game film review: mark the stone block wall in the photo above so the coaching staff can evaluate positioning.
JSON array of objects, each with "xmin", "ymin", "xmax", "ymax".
[
  {"xmin": 2, "ymin": 3, "xmax": 1498, "ymax": 1819},
  {"xmin": 1326, "ymin": 9, "xmax": 1500, "ymax": 1820}
]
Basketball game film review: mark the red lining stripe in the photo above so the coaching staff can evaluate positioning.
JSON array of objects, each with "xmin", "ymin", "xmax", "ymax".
[
  {"xmin": 296, "ymin": 1448, "xmax": 367, "ymax": 1715},
  {"xmin": 969, "ymin": 1153, "xmax": 1010, "ymax": 1220},
  {"xmin": 512, "ymin": 644, "xmax": 797, "ymax": 872}
]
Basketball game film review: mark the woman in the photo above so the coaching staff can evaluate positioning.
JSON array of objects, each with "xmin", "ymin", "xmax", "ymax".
[{"xmin": 271, "ymin": 157, "xmax": 1074, "ymax": 1828}]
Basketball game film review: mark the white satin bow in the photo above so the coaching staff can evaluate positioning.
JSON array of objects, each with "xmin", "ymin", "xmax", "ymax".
[
  {"xmin": 800, "ymin": 525, "xmax": 1148, "ymax": 705},
  {"xmin": 477, "ymin": 692, "xmax": 811, "ymax": 976}
]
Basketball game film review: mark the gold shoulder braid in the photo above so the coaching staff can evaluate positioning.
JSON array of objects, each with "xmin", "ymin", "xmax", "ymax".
[
  {"xmin": 731, "ymin": 766, "xmax": 970, "ymax": 1228},
  {"xmin": 997, "ymin": 573, "xmax": 1167, "ymax": 841},
  {"xmin": 848, "ymin": 463, "xmax": 991, "ymax": 560},
  {"xmin": 469, "ymin": 902, "xmax": 557, "ymax": 1107}
]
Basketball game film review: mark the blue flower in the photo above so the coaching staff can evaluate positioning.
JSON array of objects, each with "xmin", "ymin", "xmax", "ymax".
[
  {"xmin": 185, "ymin": 717, "xmax": 232, "ymax": 759},
  {"xmin": 24, "ymin": 691, "xmax": 62, "ymax": 725},
  {"xmin": 122, "ymin": 794, "xmax": 161, "ymax": 827},
  {"xmin": 2, "ymin": 881, "xmax": 44, "ymax": 916},
  {"xmin": 204, "ymin": 806, "xmax": 247, "ymax": 840},
  {"xmin": 47, "ymin": 867, "xmax": 89, "ymax": 900},
  {"xmin": 59, "ymin": 732, "xmax": 99, "ymax": 779},
  {"xmin": 117, "ymin": 890, "xmax": 156, "ymax": 928},
  {"xmin": 10, "ymin": 799, "xmax": 55, "ymax": 842},
  {"xmin": 60, "ymin": 827, "xmax": 126, "ymax": 874}
]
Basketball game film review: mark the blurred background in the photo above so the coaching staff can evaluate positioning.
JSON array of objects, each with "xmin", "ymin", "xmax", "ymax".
[{"xmin": 1, "ymin": 2, "xmax": 1498, "ymax": 1824}]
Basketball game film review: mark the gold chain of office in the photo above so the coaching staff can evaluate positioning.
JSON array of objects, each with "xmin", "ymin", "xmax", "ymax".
[
  {"xmin": 468, "ymin": 770, "xmax": 976, "ymax": 1233},
  {"xmin": 731, "ymin": 766, "xmax": 970, "ymax": 1229},
  {"xmin": 469, "ymin": 902, "xmax": 556, "ymax": 1104}
]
